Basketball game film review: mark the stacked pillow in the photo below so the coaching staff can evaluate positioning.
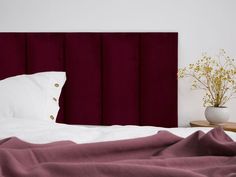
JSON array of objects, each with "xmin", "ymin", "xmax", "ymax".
[{"xmin": 0, "ymin": 72, "xmax": 66, "ymax": 122}]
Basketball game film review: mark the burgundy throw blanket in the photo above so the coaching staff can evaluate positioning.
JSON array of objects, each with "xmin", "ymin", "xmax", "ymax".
[{"xmin": 0, "ymin": 127, "xmax": 236, "ymax": 177}]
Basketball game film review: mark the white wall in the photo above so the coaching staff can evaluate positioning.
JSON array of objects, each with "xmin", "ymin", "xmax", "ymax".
[{"xmin": 1, "ymin": 0, "xmax": 236, "ymax": 126}]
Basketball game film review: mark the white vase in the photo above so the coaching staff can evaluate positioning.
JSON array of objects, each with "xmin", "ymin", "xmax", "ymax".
[{"xmin": 205, "ymin": 106, "xmax": 230, "ymax": 125}]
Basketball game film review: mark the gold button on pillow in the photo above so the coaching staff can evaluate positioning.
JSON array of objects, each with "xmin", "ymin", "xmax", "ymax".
[
  {"xmin": 54, "ymin": 83, "xmax": 59, "ymax": 87},
  {"xmin": 50, "ymin": 115, "xmax": 54, "ymax": 120}
]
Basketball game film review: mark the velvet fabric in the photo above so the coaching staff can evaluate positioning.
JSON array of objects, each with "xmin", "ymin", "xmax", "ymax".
[{"xmin": 0, "ymin": 33, "xmax": 178, "ymax": 127}]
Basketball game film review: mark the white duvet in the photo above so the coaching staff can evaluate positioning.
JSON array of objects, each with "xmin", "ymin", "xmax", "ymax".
[{"xmin": 0, "ymin": 118, "xmax": 236, "ymax": 144}]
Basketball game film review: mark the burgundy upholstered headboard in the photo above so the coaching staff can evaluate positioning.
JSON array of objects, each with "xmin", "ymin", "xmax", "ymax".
[{"xmin": 0, "ymin": 33, "xmax": 178, "ymax": 127}]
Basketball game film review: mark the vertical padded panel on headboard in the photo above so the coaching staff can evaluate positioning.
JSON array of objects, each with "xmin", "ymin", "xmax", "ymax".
[
  {"xmin": 140, "ymin": 33, "xmax": 178, "ymax": 127},
  {"xmin": 65, "ymin": 34, "xmax": 102, "ymax": 124},
  {"xmin": 0, "ymin": 34, "xmax": 26, "ymax": 80},
  {"xmin": 26, "ymin": 33, "xmax": 64, "ymax": 73},
  {"xmin": 102, "ymin": 34, "xmax": 140, "ymax": 125},
  {"xmin": 26, "ymin": 33, "xmax": 65, "ymax": 122}
]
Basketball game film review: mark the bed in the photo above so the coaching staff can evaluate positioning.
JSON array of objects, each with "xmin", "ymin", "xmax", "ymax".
[{"xmin": 0, "ymin": 33, "xmax": 236, "ymax": 177}]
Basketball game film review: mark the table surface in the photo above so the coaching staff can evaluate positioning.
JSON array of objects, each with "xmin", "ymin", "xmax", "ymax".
[{"xmin": 190, "ymin": 120, "xmax": 236, "ymax": 132}]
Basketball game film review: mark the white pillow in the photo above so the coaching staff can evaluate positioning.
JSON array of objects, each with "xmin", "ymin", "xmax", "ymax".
[{"xmin": 0, "ymin": 72, "xmax": 66, "ymax": 122}]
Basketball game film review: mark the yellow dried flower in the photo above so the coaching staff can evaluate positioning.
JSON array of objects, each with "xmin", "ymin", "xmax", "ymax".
[{"xmin": 178, "ymin": 49, "xmax": 236, "ymax": 107}]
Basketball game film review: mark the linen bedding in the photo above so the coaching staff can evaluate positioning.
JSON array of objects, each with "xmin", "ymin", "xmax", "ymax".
[{"xmin": 0, "ymin": 118, "xmax": 236, "ymax": 177}]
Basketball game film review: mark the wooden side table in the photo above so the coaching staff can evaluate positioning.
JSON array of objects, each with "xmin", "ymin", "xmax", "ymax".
[{"xmin": 190, "ymin": 120, "xmax": 236, "ymax": 132}]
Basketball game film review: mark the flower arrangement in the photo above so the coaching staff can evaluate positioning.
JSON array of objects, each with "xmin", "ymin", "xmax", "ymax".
[{"xmin": 178, "ymin": 49, "xmax": 236, "ymax": 107}]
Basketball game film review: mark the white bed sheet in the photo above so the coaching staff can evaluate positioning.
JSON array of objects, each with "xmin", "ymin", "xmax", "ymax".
[{"xmin": 0, "ymin": 118, "xmax": 236, "ymax": 144}]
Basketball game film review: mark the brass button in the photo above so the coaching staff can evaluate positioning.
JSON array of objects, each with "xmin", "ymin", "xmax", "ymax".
[
  {"xmin": 54, "ymin": 83, "xmax": 59, "ymax": 87},
  {"xmin": 53, "ymin": 97, "xmax": 57, "ymax": 102},
  {"xmin": 50, "ymin": 115, "xmax": 54, "ymax": 120}
]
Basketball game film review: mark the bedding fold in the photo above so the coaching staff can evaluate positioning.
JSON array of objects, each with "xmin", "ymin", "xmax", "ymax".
[{"xmin": 0, "ymin": 127, "xmax": 236, "ymax": 177}]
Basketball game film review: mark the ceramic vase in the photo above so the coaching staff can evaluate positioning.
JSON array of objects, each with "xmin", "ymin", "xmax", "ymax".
[{"xmin": 205, "ymin": 106, "xmax": 230, "ymax": 125}]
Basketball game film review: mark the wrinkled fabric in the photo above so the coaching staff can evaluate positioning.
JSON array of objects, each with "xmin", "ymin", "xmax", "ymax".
[{"xmin": 0, "ymin": 127, "xmax": 236, "ymax": 177}]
